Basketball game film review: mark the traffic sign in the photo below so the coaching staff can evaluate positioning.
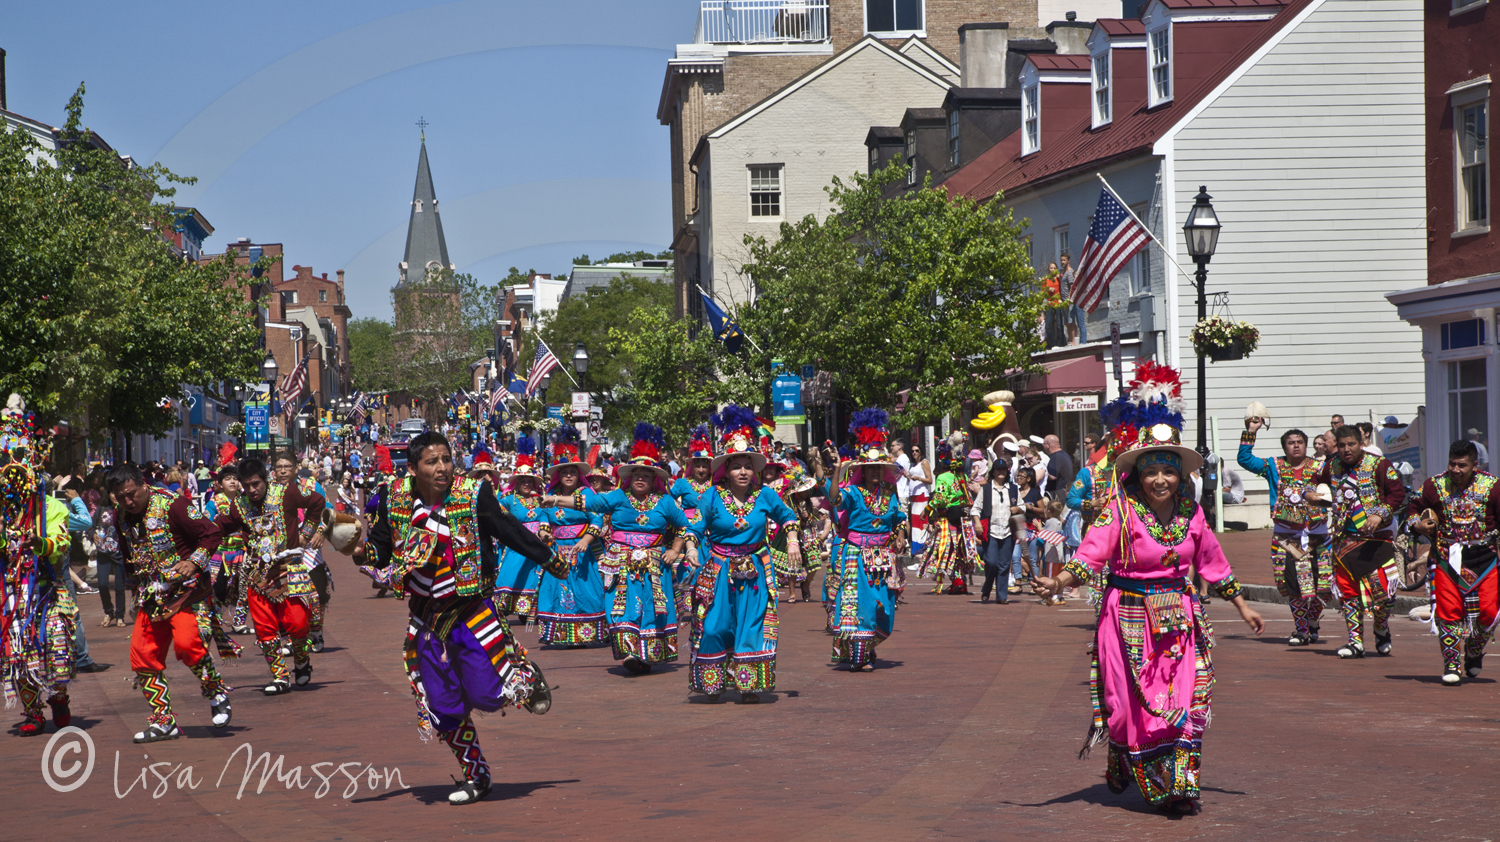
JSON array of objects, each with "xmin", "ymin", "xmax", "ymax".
[{"xmin": 588, "ymin": 419, "xmax": 601, "ymax": 439}]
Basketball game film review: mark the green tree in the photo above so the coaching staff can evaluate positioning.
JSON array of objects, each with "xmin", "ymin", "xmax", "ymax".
[
  {"xmin": 606, "ymin": 304, "xmax": 764, "ymax": 442},
  {"xmin": 571, "ymin": 250, "xmax": 673, "ymax": 266},
  {"xmin": 741, "ymin": 164, "xmax": 1043, "ymax": 427},
  {"xmin": 0, "ymin": 84, "xmax": 262, "ymax": 438},
  {"xmin": 537, "ymin": 274, "xmax": 673, "ymax": 398},
  {"xmin": 348, "ymin": 317, "xmax": 399, "ymax": 394},
  {"xmin": 391, "ymin": 267, "xmax": 494, "ymax": 416}
]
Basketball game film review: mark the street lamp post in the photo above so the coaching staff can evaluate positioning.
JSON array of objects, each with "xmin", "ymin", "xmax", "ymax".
[
  {"xmin": 1182, "ymin": 186, "xmax": 1222, "ymax": 458},
  {"xmin": 261, "ymin": 353, "xmax": 279, "ymax": 454},
  {"xmin": 573, "ymin": 343, "xmax": 589, "ymax": 375}
]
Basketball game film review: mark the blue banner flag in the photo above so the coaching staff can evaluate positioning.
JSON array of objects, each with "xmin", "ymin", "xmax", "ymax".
[{"xmin": 699, "ymin": 289, "xmax": 744, "ymax": 354}]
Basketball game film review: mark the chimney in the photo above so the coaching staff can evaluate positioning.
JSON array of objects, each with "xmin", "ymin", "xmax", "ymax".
[
  {"xmin": 336, "ymin": 269, "xmax": 344, "ymax": 287},
  {"xmin": 1045, "ymin": 18, "xmax": 1093, "ymax": 55},
  {"xmin": 1, "ymin": 48, "xmax": 7, "ymax": 112},
  {"xmin": 958, "ymin": 23, "xmax": 1009, "ymax": 88}
]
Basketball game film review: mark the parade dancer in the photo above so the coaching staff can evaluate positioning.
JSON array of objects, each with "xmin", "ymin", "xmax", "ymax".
[
  {"xmin": 669, "ymin": 424, "xmax": 714, "ymax": 615},
  {"xmin": 686, "ymin": 407, "xmax": 799, "ymax": 702},
  {"xmin": 492, "ymin": 435, "xmax": 552, "ymax": 624},
  {"xmin": 767, "ymin": 462, "xmax": 822, "ymax": 603},
  {"xmin": 1409, "ymin": 441, "xmax": 1500, "ymax": 684},
  {"xmin": 208, "ymin": 467, "xmax": 252, "ymax": 634},
  {"xmin": 1238, "ymin": 417, "xmax": 1331, "ymax": 645},
  {"xmin": 538, "ymin": 429, "xmax": 607, "ymax": 647},
  {"xmin": 920, "ymin": 446, "xmax": 977, "ymax": 595},
  {"xmin": 1035, "ymin": 363, "xmax": 1264, "ymax": 815},
  {"xmin": 108, "ymin": 463, "xmax": 233, "ymax": 743},
  {"xmin": 1, "ymin": 404, "xmax": 78, "ymax": 736},
  {"xmin": 214, "ymin": 458, "xmax": 325, "ymax": 695},
  {"xmin": 355, "ymin": 431, "xmax": 561, "ymax": 805},
  {"xmin": 826, "ymin": 410, "xmax": 908, "ymax": 671},
  {"xmin": 1311, "ymin": 425, "xmax": 1405, "ymax": 659},
  {"xmin": 273, "ymin": 453, "xmax": 334, "ymax": 654},
  {"xmin": 547, "ymin": 423, "xmax": 688, "ymax": 674}
]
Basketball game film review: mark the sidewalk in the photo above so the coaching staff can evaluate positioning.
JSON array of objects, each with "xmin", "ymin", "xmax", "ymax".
[{"xmin": 1217, "ymin": 527, "xmax": 1426, "ymax": 612}]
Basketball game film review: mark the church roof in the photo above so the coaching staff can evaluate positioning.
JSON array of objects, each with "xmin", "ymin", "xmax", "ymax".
[{"xmin": 398, "ymin": 140, "xmax": 451, "ymax": 286}]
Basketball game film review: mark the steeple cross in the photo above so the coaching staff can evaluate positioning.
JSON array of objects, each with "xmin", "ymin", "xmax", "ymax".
[{"xmin": 416, "ymin": 116, "xmax": 429, "ymax": 141}]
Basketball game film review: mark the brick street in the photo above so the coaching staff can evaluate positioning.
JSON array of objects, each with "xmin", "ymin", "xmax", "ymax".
[{"xmin": 5, "ymin": 542, "xmax": 1497, "ymax": 842}]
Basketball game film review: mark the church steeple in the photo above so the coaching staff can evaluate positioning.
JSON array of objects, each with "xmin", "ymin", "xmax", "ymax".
[{"xmin": 397, "ymin": 125, "xmax": 452, "ymax": 287}]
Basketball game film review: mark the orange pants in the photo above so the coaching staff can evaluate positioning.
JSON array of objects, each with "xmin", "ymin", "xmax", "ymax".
[
  {"xmin": 130, "ymin": 608, "xmax": 208, "ymax": 673},
  {"xmin": 248, "ymin": 591, "xmax": 310, "ymax": 644}
]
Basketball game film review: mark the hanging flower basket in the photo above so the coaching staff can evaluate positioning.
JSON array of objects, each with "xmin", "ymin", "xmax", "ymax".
[
  {"xmin": 1191, "ymin": 316, "xmax": 1260, "ymax": 362},
  {"xmin": 225, "ymin": 421, "xmax": 246, "ymax": 438}
]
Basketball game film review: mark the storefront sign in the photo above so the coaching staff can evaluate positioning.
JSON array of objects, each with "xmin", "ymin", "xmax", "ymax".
[
  {"xmin": 1056, "ymin": 395, "xmax": 1100, "ymax": 413},
  {"xmin": 771, "ymin": 360, "xmax": 805, "ymax": 424}
]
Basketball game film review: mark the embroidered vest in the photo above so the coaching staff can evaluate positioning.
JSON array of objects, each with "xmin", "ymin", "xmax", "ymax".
[
  {"xmin": 1331, "ymin": 453, "xmax": 1391, "ymax": 527},
  {"xmin": 388, "ymin": 476, "xmax": 484, "ymax": 597},
  {"xmin": 1271, "ymin": 455, "xmax": 1324, "ymax": 529},
  {"xmin": 128, "ymin": 488, "xmax": 207, "ymax": 618},
  {"xmin": 1434, "ymin": 472, "xmax": 1498, "ymax": 555}
]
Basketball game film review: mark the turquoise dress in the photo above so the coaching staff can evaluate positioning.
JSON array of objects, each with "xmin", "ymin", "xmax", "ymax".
[
  {"xmin": 536, "ymin": 503, "xmax": 608, "ymax": 646},
  {"xmin": 583, "ymin": 487, "xmax": 689, "ymax": 663},
  {"xmin": 689, "ymin": 484, "xmax": 797, "ymax": 695},
  {"xmin": 828, "ymin": 479, "xmax": 907, "ymax": 667},
  {"xmin": 493, "ymin": 494, "xmax": 553, "ymax": 621},
  {"xmin": 670, "ymin": 477, "xmax": 713, "ymax": 615}
]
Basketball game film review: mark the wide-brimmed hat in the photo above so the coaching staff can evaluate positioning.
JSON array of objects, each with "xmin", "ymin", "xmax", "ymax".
[
  {"xmin": 1103, "ymin": 362, "xmax": 1203, "ymax": 478},
  {"xmin": 587, "ymin": 464, "xmax": 617, "ymax": 489},
  {"xmin": 617, "ymin": 423, "xmax": 668, "ymax": 482},
  {"xmin": 710, "ymin": 405, "xmax": 767, "ymax": 474},
  {"xmin": 545, "ymin": 426, "xmax": 589, "ymax": 479}
]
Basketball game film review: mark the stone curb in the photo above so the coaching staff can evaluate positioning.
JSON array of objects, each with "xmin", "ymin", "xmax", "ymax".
[{"xmin": 1240, "ymin": 582, "xmax": 1426, "ymax": 614}]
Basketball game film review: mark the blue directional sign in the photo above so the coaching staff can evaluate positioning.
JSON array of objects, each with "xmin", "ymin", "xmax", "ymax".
[{"xmin": 246, "ymin": 404, "xmax": 270, "ymax": 448}]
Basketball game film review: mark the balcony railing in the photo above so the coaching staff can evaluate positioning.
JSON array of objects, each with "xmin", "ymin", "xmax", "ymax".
[{"xmin": 696, "ymin": 0, "xmax": 830, "ymax": 45}]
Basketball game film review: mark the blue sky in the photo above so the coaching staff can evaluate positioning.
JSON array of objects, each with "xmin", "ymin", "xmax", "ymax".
[{"xmin": 4, "ymin": 0, "xmax": 699, "ymax": 320}]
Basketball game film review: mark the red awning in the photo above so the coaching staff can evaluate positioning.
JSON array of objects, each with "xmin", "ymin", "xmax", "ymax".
[{"xmin": 1024, "ymin": 356, "xmax": 1106, "ymax": 396}]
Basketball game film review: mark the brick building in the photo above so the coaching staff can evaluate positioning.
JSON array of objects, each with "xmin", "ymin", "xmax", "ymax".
[{"xmin": 658, "ymin": 0, "xmax": 1115, "ymax": 317}]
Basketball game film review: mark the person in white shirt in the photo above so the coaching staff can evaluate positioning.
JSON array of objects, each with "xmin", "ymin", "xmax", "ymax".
[
  {"xmin": 906, "ymin": 444, "xmax": 933, "ymax": 559},
  {"xmin": 970, "ymin": 460, "xmax": 1022, "ymax": 604}
]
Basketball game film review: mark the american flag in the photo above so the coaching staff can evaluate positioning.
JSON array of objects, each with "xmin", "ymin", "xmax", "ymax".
[
  {"xmin": 349, "ymin": 391, "xmax": 368, "ymax": 423},
  {"xmin": 1073, "ymin": 187, "xmax": 1152, "ymax": 314},
  {"xmin": 489, "ymin": 383, "xmax": 506, "ymax": 413},
  {"xmin": 523, "ymin": 340, "xmax": 560, "ymax": 398},
  {"xmin": 281, "ymin": 353, "xmax": 310, "ymax": 421}
]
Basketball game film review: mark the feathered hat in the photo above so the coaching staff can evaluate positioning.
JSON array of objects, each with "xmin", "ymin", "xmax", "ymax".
[
  {"xmin": 688, "ymin": 423, "xmax": 714, "ymax": 461},
  {"xmin": 469, "ymin": 439, "xmax": 497, "ymax": 478},
  {"xmin": 618, "ymin": 422, "xmax": 669, "ymax": 482},
  {"xmin": 0, "ymin": 394, "xmax": 46, "ymax": 533},
  {"xmin": 512, "ymin": 434, "xmax": 544, "ymax": 480},
  {"xmin": 545, "ymin": 425, "xmax": 588, "ymax": 479},
  {"xmin": 784, "ymin": 462, "xmax": 818, "ymax": 494},
  {"xmin": 1106, "ymin": 362, "xmax": 1201, "ymax": 476},
  {"xmin": 842, "ymin": 408, "xmax": 895, "ymax": 484},
  {"xmin": 711, "ymin": 405, "xmax": 768, "ymax": 474},
  {"xmin": 587, "ymin": 463, "xmax": 617, "ymax": 489}
]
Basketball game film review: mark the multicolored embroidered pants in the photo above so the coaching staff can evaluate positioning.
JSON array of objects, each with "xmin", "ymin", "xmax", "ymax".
[
  {"xmin": 439, "ymin": 714, "xmax": 490, "ymax": 785},
  {"xmin": 135, "ymin": 670, "xmax": 175, "ymax": 729}
]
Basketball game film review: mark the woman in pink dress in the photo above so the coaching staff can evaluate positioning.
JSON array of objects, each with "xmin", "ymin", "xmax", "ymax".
[{"xmin": 1035, "ymin": 363, "xmax": 1263, "ymax": 815}]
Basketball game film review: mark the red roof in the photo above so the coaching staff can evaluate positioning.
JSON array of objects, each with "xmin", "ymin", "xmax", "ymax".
[
  {"xmin": 942, "ymin": 0, "xmax": 1313, "ymax": 202},
  {"xmin": 1159, "ymin": 0, "xmax": 1284, "ymax": 7},
  {"xmin": 1028, "ymin": 54, "xmax": 1091, "ymax": 71},
  {"xmin": 1095, "ymin": 19, "xmax": 1145, "ymax": 36}
]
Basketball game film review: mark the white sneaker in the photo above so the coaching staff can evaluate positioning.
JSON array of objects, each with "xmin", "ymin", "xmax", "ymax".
[
  {"xmin": 1441, "ymin": 672, "xmax": 1462, "ymax": 685},
  {"xmin": 905, "ymin": 564, "xmax": 920, "ymax": 571}
]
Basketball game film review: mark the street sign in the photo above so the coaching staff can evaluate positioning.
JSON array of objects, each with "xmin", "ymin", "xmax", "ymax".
[
  {"xmin": 801, "ymin": 364, "xmax": 815, "ymax": 379},
  {"xmin": 246, "ymin": 404, "xmax": 270, "ymax": 448},
  {"xmin": 1056, "ymin": 395, "xmax": 1100, "ymax": 413},
  {"xmin": 546, "ymin": 405, "xmax": 565, "ymax": 421},
  {"xmin": 588, "ymin": 419, "xmax": 602, "ymax": 439},
  {"xmin": 1110, "ymin": 322, "xmax": 1123, "ymax": 388},
  {"xmin": 570, "ymin": 392, "xmax": 591, "ymax": 417}
]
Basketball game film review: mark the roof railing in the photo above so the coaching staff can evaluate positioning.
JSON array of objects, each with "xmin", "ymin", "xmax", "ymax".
[{"xmin": 696, "ymin": 0, "xmax": 830, "ymax": 45}]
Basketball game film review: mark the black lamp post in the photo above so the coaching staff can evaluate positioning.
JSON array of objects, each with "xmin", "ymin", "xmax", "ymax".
[
  {"xmin": 261, "ymin": 354, "xmax": 279, "ymax": 452},
  {"xmin": 573, "ymin": 343, "xmax": 589, "ymax": 375},
  {"xmin": 1183, "ymin": 186, "xmax": 1222, "ymax": 458}
]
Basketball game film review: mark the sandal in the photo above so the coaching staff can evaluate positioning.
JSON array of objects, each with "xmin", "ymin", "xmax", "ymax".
[{"xmin": 99, "ymin": 617, "xmax": 113, "ymax": 627}]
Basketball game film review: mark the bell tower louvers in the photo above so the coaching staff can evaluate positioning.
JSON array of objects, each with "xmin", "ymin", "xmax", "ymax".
[{"xmin": 397, "ymin": 136, "xmax": 454, "ymax": 286}]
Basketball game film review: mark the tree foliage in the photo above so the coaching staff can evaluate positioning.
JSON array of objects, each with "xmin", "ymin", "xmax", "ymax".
[
  {"xmin": 0, "ymin": 84, "xmax": 262, "ymax": 438},
  {"xmin": 391, "ymin": 268, "xmax": 494, "ymax": 414},
  {"xmin": 348, "ymin": 317, "xmax": 398, "ymax": 394},
  {"xmin": 538, "ymin": 274, "xmax": 672, "ymax": 396},
  {"xmin": 606, "ymin": 304, "xmax": 763, "ymax": 443},
  {"xmin": 571, "ymin": 250, "xmax": 673, "ymax": 266},
  {"xmin": 740, "ymin": 165, "xmax": 1044, "ymax": 427}
]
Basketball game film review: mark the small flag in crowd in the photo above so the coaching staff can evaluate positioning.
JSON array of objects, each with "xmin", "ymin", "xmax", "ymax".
[
  {"xmin": 1073, "ymin": 187, "xmax": 1151, "ymax": 314},
  {"xmin": 1034, "ymin": 526, "xmax": 1066, "ymax": 546},
  {"xmin": 524, "ymin": 340, "xmax": 561, "ymax": 398}
]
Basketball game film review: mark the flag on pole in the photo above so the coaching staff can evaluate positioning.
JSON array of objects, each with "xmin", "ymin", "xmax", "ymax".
[
  {"xmin": 1073, "ymin": 187, "xmax": 1151, "ymax": 314},
  {"xmin": 524, "ymin": 340, "xmax": 561, "ymax": 398},
  {"xmin": 349, "ymin": 391, "xmax": 368, "ymax": 424},
  {"xmin": 281, "ymin": 352, "xmax": 310, "ymax": 421},
  {"xmin": 506, "ymin": 370, "xmax": 526, "ymax": 395},
  {"xmin": 489, "ymin": 383, "xmax": 506, "ymax": 413},
  {"xmin": 698, "ymin": 288, "xmax": 744, "ymax": 353}
]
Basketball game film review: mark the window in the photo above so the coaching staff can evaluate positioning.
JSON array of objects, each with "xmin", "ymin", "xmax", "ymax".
[
  {"xmin": 1130, "ymin": 203, "xmax": 1151, "ymax": 296},
  {"xmin": 1149, "ymin": 28, "xmax": 1171, "ymax": 106},
  {"xmin": 749, "ymin": 165, "xmax": 782, "ymax": 218},
  {"xmin": 905, "ymin": 131, "xmax": 917, "ymax": 185},
  {"xmin": 1441, "ymin": 318, "xmax": 1486, "ymax": 350},
  {"xmin": 1452, "ymin": 0, "xmax": 1488, "ymax": 14},
  {"xmin": 1022, "ymin": 84, "xmax": 1040, "ymax": 155},
  {"xmin": 318, "ymin": 289, "xmax": 327, "ymax": 303},
  {"xmin": 1054, "ymin": 225, "xmax": 1070, "ymax": 266},
  {"xmin": 866, "ymin": 0, "xmax": 923, "ymax": 33},
  {"xmin": 1458, "ymin": 99, "xmax": 1489, "ymax": 231},
  {"xmin": 284, "ymin": 291, "xmax": 298, "ymax": 304},
  {"xmin": 1092, "ymin": 51, "xmax": 1112, "ymax": 127},
  {"xmin": 1447, "ymin": 357, "xmax": 1488, "ymax": 454},
  {"xmin": 869, "ymin": 145, "xmax": 879, "ymax": 174},
  {"xmin": 948, "ymin": 110, "xmax": 961, "ymax": 167}
]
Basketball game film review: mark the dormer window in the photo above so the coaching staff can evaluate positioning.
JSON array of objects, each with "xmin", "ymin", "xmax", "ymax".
[
  {"xmin": 1092, "ymin": 51, "xmax": 1112, "ymax": 127},
  {"xmin": 1149, "ymin": 26, "xmax": 1172, "ymax": 106},
  {"xmin": 905, "ymin": 130, "xmax": 917, "ymax": 184},
  {"xmin": 414, "ymin": 199, "xmax": 423, "ymax": 212},
  {"xmin": 948, "ymin": 110, "xmax": 961, "ymax": 167},
  {"xmin": 1022, "ymin": 83, "xmax": 1040, "ymax": 156}
]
